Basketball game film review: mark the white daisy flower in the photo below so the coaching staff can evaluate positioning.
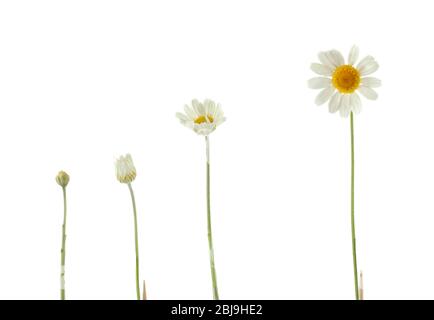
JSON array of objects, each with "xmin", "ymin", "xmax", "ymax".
[
  {"xmin": 115, "ymin": 154, "xmax": 136, "ymax": 184},
  {"xmin": 176, "ymin": 99, "xmax": 226, "ymax": 136},
  {"xmin": 176, "ymin": 98, "xmax": 225, "ymax": 299},
  {"xmin": 308, "ymin": 46, "xmax": 381, "ymax": 117}
]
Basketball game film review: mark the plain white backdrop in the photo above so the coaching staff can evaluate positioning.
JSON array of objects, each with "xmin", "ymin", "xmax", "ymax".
[{"xmin": 0, "ymin": 0, "xmax": 433, "ymax": 300}]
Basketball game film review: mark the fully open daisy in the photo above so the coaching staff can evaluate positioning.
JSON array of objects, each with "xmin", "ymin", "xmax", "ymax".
[
  {"xmin": 176, "ymin": 99, "xmax": 225, "ymax": 136},
  {"xmin": 309, "ymin": 46, "xmax": 382, "ymax": 300},
  {"xmin": 308, "ymin": 46, "xmax": 381, "ymax": 117}
]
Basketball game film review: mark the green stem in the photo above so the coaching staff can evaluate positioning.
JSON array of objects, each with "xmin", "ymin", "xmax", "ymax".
[
  {"xmin": 60, "ymin": 186, "xmax": 67, "ymax": 300},
  {"xmin": 206, "ymin": 136, "xmax": 219, "ymax": 300},
  {"xmin": 350, "ymin": 112, "xmax": 359, "ymax": 300},
  {"xmin": 128, "ymin": 183, "xmax": 141, "ymax": 300}
]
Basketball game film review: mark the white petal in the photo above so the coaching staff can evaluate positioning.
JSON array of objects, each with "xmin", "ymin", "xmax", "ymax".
[
  {"xmin": 361, "ymin": 77, "xmax": 382, "ymax": 88},
  {"xmin": 315, "ymin": 86, "xmax": 335, "ymax": 106},
  {"xmin": 203, "ymin": 100, "xmax": 209, "ymax": 115},
  {"xmin": 358, "ymin": 86, "xmax": 378, "ymax": 100},
  {"xmin": 328, "ymin": 92, "xmax": 342, "ymax": 113},
  {"xmin": 308, "ymin": 77, "xmax": 331, "ymax": 89},
  {"xmin": 176, "ymin": 112, "xmax": 189, "ymax": 121},
  {"xmin": 357, "ymin": 55, "xmax": 379, "ymax": 75},
  {"xmin": 214, "ymin": 104, "xmax": 223, "ymax": 118},
  {"xmin": 214, "ymin": 116, "xmax": 226, "ymax": 126},
  {"xmin": 360, "ymin": 61, "xmax": 379, "ymax": 76},
  {"xmin": 339, "ymin": 95, "xmax": 351, "ymax": 118},
  {"xmin": 348, "ymin": 45, "xmax": 359, "ymax": 65},
  {"xmin": 318, "ymin": 52, "xmax": 335, "ymax": 68},
  {"xmin": 357, "ymin": 55, "xmax": 375, "ymax": 69},
  {"xmin": 192, "ymin": 99, "xmax": 205, "ymax": 115},
  {"xmin": 209, "ymin": 104, "xmax": 217, "ymax": 117},
  {"xmin": 194, "ymin": 123, "xmax": 215, "ymax": 136},
  {"xmin": 206, "ymin": 100, "xmax": 216, "ymax": 115},
  {"xmin": 328, "ymin": 50, "xmax": 345, "ymax": 67},
  {"xmin": 184, "ymin": 105, "xmax": 196, "ymax": 119},
  {"xmin": 191, "ymin": 99, "xmax": 200, "ymax": 114},
  {"xmin": 310, "ymin": 63, "xmax": 333, "ymax": 76},
  {"xmin": 350, "ymin": 93, "xmax": 362, "ymax": 114}
]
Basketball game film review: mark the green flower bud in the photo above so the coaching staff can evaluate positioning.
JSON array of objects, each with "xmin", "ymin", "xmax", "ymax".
[{"xmin": 56, "ymin": 171, "xmax": 70, "ymax": 188}]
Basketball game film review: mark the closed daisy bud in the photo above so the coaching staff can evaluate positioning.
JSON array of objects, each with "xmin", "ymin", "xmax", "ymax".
[
  {"xmin": 56, "ymin": 171, "xmax": 70, "ymax": 188},
  {"xmin": 57, "ymin": 170, "xmax": 69, "ymax": 299},
  {"xmin": 115, "ymin": 153, "xmax": 142, "ymax": 299},
  {"xmin": 115, "ymin": 154, "xmax": 136, "ymax": 184}
]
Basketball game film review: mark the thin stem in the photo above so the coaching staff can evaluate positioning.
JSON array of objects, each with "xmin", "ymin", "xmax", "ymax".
[
  {"xmin": 205, "ymin": 135, "xmax": 219, "ymax": 300},
  {"xmin": 60, "ymin": 186, "xmax": 67, "ymax": 300},
  {"xmin": 359, "ymin": 271, "xmax": 364, "ymax": 300},
  {"xmin": 350, "ymin": 112, "xmax": 359, "ymax": 300},
  {"xmin": 128, "ymin": 183, "xmax": 141, "ymax": 300},
  {"xmin": 142, "ymin": 280, "xmax": 147, "ymax": 300}
]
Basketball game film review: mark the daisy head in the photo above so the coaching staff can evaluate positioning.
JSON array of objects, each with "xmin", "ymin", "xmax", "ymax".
[
  {"xmin": 56, "ymin": 171, "xmax": 70, "ymax": 188},
  {"xmin": 176, "ymin": 99, "xmax": 226, "ymax": 136},
  {"xmin": 308, "ymin": 46, "xmax": 381, "ymax": 117},
  {"xmin": 115, "ymin": 154, "xmax": 136, "ymax": 184}
]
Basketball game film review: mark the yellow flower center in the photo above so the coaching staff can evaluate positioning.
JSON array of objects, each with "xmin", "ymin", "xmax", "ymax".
[
  {"xmin": 332, "ymin": 65, "xmax": 361, "ymax": 94},
  {"xmin": 194, "ymin": 115, "xmax": 214, "ymax": 124}
]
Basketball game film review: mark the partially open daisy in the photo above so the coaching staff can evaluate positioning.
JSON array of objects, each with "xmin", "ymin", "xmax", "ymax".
[
  {"xmin": 115, "ymin": 154, "xmax": 136, "ymax": 184},
  {"xmin": 308, "ymin": 46, "xmax": 381, "ymax": 117},
  {"xmin": 114, "ymin": 153, "xmax": 142, "ymax": 300},
  {"xmin": 176, "ymin": 98, "xmax": 226, "ymax": 299},
  {"xmin": 176, "ymin": 99, "xmax": 225, "ymax": 136}
]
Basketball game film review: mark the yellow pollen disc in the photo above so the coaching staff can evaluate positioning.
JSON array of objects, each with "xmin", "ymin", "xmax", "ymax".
[
  {"xmin": 332, "ymin": 65, "xmax": 361, "ymax": 94},
  {"xmin": 194, "ymin": 115, "xmax": 214, "ymax": 124}
]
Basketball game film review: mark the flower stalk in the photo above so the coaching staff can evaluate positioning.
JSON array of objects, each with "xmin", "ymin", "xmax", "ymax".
[
  {"xmin": 128, "ymin": 182, "xmax": 141, "ymax": 300},
  {"xmin": 142, "ymin": 280, "xmax": 147, "ymax": 300},
  {"xmin": 206, "ymin": 136, "xmax": 219, "ymax": 300},
  {"xmin": 56, "ymin": 171, "xmax": 70, "ymax": 300},
  {"xmin": 350, "ymin": 112, "xmax": 359, "ymax": 300},
  {"xmin": 115, "ymin": 154, "xmax": 141, "ymax": 300},
  {"xmin": 60, "ymin": 186, "xmax": 67, "ymax": 300}
]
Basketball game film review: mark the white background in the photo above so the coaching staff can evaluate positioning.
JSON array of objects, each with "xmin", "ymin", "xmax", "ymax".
[{"xmin": 0, "ymin": 0, "xmax": 433, "ymax": 300}]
